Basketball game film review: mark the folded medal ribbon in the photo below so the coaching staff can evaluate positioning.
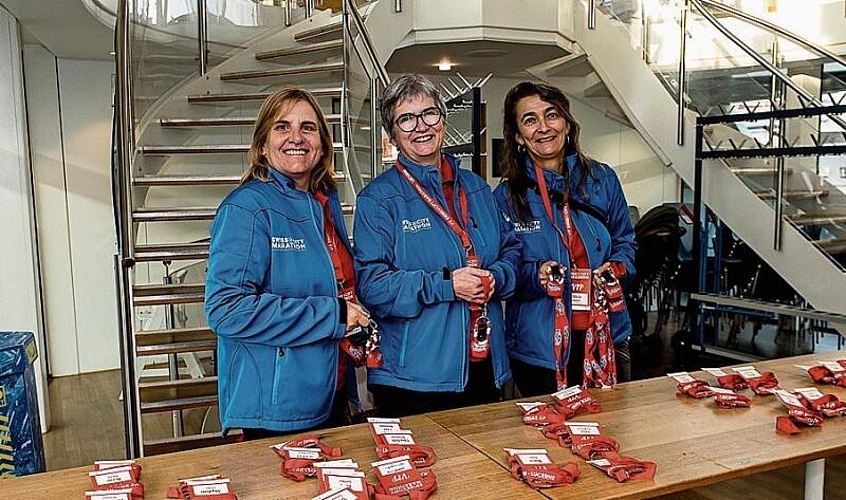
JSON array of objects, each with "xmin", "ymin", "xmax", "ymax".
[
  {"xmin": 714, "ymin": 393, "xmax": 751, "ymax": 408},
  {"xmin": 371, "ymin": 456, "xmax": 438, "ymax": 500},
  {"xmin": 88, "ymin": 465, "xmax": 145, "ymax": 498},
  {"xmin": 520, "ymin": 403, "xmax": 568, "ymax": 427},
  {"xmin": 166, "ymin": 478, "xmax": 238, "ymax": 500},
  {"xmin": 807, "ymin": 364, "xmax": 846, "ymax": 387},
  {"xmin": 774, "ymin": 391, "xmax": 824, "ymax": 435},
  {"xmin": 588, "ymin": 452, "xmax": 657, "ymax": 482},
  {"xmin": 801, "ymin": 394, "xmax": 846, "ymax": 418},
  {"xmin": 716, "ymin": 374, "xmax": 749, "ymax": 391},
  {"xmin": 745, "ymin": 371, "xmax": 780, "ymax": 395},
  {"xmin": 374, "ymin": 444, "xmax": 437, "ymax": 468},
  {"xmin": 676, "ymin": 379, "xmax": 715, "ymax": 399},
  {"xmin": 551, "ymin": 386, "xmax": 601, "ymax": 418},
  {"xmin": 541, "ymin": 422, "xmax": 572, "ymax": 448},
  {"xmin": 511, "ymin": 462, "xmax": 581, "ymax": 489},
  {"xmin": 570, "ymin": 435, "xmax": 620, "ymax": 460},
  {"xmin": 271, "ymin": 436, "xmax": 343, "ymax": 481}
]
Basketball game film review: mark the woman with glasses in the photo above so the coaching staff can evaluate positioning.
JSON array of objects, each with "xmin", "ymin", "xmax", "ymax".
[
  {"xmin": 353, "ymin": 74, "xmax": 521, "ymax": 417},
  {"xmin": 493, "ymin": 81, "xmax": 635, "ymax": 397}
]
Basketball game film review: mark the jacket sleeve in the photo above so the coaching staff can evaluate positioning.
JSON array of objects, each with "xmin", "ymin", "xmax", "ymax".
[
  {"xmin": 602, "ymin": 166, "xmax": 637, "ymax": 280},
  {"xmin": 484, "ymin": 190, "xmax": 521, "ymax": 301},
  {"xmin": 493, "ymin": 184, "xmax": 546, "ymax": 301},
  {"xmin": 204, "ymin": 203, "xmax": 345, "ymax": 347},
  {"xmin": 353, "ymin": 194, "xmax": 455, "ymax": 319}
]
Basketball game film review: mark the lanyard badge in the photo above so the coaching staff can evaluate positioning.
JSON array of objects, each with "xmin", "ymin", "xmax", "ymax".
[{"xmin": 470, "ymin": 303, "xmax": 491, "ymax": 361}]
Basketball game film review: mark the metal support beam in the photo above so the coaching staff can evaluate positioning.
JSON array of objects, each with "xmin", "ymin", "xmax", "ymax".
[{"xmin": 197, "ymin": 0, "xmax": 208, "ymax": 75}]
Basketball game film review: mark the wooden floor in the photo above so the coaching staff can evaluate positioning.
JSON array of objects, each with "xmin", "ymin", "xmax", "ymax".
[{"xmin": 43, "ymin": 370, "xmax": 845, "ymax": 498}]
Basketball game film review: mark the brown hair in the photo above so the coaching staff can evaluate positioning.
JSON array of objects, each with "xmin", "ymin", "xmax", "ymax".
[
  {"xmin": 242, "ymin": 87, "xmax": 336, "ymax": 193},
  {"xmin": 500, "ymin": 81, "xmax": 593, "ymax": 222}
]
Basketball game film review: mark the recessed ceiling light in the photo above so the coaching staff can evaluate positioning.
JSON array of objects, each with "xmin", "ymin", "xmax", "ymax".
[{"xmin": 437, "ymin": 61, "xmax": 453, "ymax": 71}]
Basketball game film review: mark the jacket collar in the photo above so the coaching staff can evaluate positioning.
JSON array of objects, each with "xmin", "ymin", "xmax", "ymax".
[
  {"xmin": 396, "ymin": 152, "xmax": 460, "ymax": 187},
  {"xmin": 269, "ymin": 168, "xmax": 307, "ymax": 194}
]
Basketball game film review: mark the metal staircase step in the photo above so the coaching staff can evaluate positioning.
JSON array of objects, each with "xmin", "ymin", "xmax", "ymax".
[
  {"xmin": 788, "ymin": 214, "xmax": 846, "ymax": 226},
  {"xmin": 255, "ymin": 39, "xmax": 343, "ymax": 61},
  {"xmin": 136, "ymin": 339, "xmax": 217, "ymax": 356},
  {"xmin": 133, "ymin": 207, "xmax": 217, "ymax": 222},
  {"xmin": 134, "ymin": 174, "xmax": 241, "ymax": 186},
  {"xmin": 187, "ymin": 86, "xmax": 343, "ymax": 103},
  {"xmin": 159, "ymin": 113, "xmax": 345, "ymax": 128},
  {"xmin": 144, "ymin": 432, "xmax": 240, "ymax": 456},
  {"xmin": 294, "ymin": 20, "xmax": 343, "ymax": 42},
  {"xmin": 139, "ymin": 377, "xmax": 218, "ymax": 402},
  {"xmin": 139, "ymin": 142, "xmax": 344, "ymax": 155},
  {"xmin": 730, "ymin": 167, "xmax": 794, "ymax": 176},
  {"xmin": 134, "ymin": 242, "xmax": 210, "ymax": 262},
  {"xmin": 140, "ymin": 394, "xmax": 218, "ymax": 414},
  {"xmin": 220, "ymin": 61, "xmax": 343, "ymax": 81},
  {"xmin": 135, "ymin": 326, "xmax": 215, "ymax": 346},
  {"xmin": 133, "ymin": 283, "xmax": 205, "ymax": 306},
  {"xmin": 814, "ymin": 238, "xmax": 846, "ymax": 255},
  {"xmin": 755, "ymin": 189, "xmax": 829, "ymax": 201}
]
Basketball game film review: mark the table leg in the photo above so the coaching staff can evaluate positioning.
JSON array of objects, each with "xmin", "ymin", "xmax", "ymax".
[{"xmin": 805, "ymin": 459, "xmax": 825, "ymax": 500}]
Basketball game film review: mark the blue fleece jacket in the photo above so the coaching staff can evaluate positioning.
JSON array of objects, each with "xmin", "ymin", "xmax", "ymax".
[
  {"xmin": 492, "ymin": 154, "xmax": 635, "ymax": 370},
  {"xmin": 205, "ymin": 169, "xmax": 350, "ymax": 433},
  {"xmin": 353, "ymin": 154, "xmax": 521, "ymax": 392}
]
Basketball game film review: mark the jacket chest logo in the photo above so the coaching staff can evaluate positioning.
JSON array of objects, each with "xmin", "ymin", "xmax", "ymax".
[
  {"xmin": 513, "ymin": 220, "xmax": 541, "ymax": 233},
  {"xmin": 271, "ymin": 236, "xmax": 306, "ymax": 251},
  {"xmin": 402, "ymin": 217, "xmax": 432, "ymax": 233}
]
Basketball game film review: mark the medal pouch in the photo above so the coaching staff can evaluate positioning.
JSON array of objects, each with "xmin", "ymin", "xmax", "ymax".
[
  {"xmin": 367, "ymin": 418, "xmax": 437, "ymax": 468},
  {"xmin": 504, "ymin": 448, "xmax": 580, "ymax": 489},
  {"xmin": 371, "ymin": 455, "xmax": 438, "ymax": 500}
]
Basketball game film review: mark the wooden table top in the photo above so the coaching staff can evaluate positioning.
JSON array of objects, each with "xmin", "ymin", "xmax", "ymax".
[
  {"xmin": 1, "ymin": 353, "xmax": 844, "ymax": 500},
  {"xmin": 0, "ymin": 414, "xmax": 542, "ymax": 500},
  {"xmin": 428, "ymin": 352, "xmax": 846, "ymax": 500}
]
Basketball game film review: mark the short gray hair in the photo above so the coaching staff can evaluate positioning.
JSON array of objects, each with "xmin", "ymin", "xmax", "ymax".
[{"xmin": 380, "ymin": 74, "xmax": 448, "ymax": 140}]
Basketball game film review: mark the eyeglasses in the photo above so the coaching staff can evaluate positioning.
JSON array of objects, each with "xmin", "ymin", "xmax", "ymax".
[{"xmin": 393, "ymin": 107, "xmax": 443, "ymax": 132}]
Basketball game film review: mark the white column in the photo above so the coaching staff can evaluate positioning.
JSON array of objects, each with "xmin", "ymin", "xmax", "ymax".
[{"xmin": 0, "ymin": 6, "xmax": 50, "ymax": 432}]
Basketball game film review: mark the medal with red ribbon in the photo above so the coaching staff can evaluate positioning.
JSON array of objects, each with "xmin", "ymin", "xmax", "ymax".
[
  {"xmin": 395, "ymin": 158, "xmax": 491, "ymax": 361},
  {"xmin": 166, "ymin": 476, "xmax": 238, "ymax": 500}
]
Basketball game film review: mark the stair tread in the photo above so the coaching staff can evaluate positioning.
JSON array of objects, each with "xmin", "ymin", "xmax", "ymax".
[
  {"xmin": 730, "ymin": 167, "xmax": 795, "ymax": 175},
  {"xmin": 139, "ymin": 376, "xmax": 218, "ymax": 391},
  {"xmin": 143, "ymin": 432, "xmax": 240, "ymax": 456},
  {"xmin": 220, "ymin": 61, "xmax": 343, "ymax": 81},
  {"xmin": 159, "ymin": 113, "xmax": 344, "ymax": 128},
  {"xmin": 187, "ymin": 87, "xmax": 343, "ymax": 103},
  {"xmin": 814, "ymin": 238, "xmax": 846, "ymax": 255},
  {"xmin": 140, "ymin": 394, "xmax": 218, "ymax": 413},
  {"xmin": 134, "ymin": 174, "xmax": 241, "ymax": 185},
  {"xmin": 136, "ymin": 325, "xmax": 213, "ymax": 337},
  {"xmin": 140, "ymin": 142, "xmax": 344, "ymax": 154},
  {"xmin": 136, "ymin": 339, "xmax": 217, "ymax": 356},
  {"xmin": 255, "ymin": 39, "xmax": 343, "ymax": 60},
  {"xmin": 294, "ymin": 20, "xmax": 343, "ymax": 42},
  {"xmin": 754, "ymin": 189, "xmax": 829, "ymax": 201},
  {"xmin": 789, "ymin": 213, "xmax": 846, "ymax": 225}
]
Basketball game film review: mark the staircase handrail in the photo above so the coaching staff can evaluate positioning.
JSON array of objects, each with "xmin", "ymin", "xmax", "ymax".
[
  {"xmin": 343, "ymin": 0, "xmax": 390, "ymax": 88},
  {"xmin": 689, "ymin": 0, "xmax": 846, "ymax": 132}
]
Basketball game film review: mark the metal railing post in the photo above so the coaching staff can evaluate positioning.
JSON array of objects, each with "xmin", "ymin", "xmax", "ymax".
[
  {"xmin": 394, "ymin": 0, "xmax": 402, "ymax": 13},
  {"xmin": 306, "ymin": 0, "xmax": 315, "ymax": 18},
  {"xmin": 588, "ymin": 0, "xmax": 596, "ymax": 30},
  {"xmin": 115, "ymin": 0, "xmax": 142, "ymax": 459},
  {"xmin": 285, "ymin": 0, "xmax": 292, "ymax": 26},
  {"xmin": 677, "ymin": 0, "xmax": 689, "ymax": 146},
  {"xmin": 370, "ymin": 75, "xmax": 380, "ymax": 179},
  {"xmin": 197, "ymin": 0, "xmax": 208, "ymax": 75},
  {"xmin": 771, "ymin": 40, "xmax": 785, "ymax": 251}
]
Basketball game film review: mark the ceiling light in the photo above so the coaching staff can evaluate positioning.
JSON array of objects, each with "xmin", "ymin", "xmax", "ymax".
[{"xmin": 438, "ymin": 61, "xmax": 453, "ymax": 71}]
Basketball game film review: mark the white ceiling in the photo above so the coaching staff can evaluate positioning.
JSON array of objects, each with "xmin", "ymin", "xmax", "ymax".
[{"xmin": 1, "ymin": 0, "xmax": 114, "ymax": 60}]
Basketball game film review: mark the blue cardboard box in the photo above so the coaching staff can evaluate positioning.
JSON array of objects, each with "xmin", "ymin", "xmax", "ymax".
[{"xmin": 0, "ymin": 331, "xmax": 45, "ymax": 477}]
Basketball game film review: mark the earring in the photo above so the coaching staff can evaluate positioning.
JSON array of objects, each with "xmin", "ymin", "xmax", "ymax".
[{"xmin": 517, "ymin": 144, "xmax": 526, "ymax": 153}]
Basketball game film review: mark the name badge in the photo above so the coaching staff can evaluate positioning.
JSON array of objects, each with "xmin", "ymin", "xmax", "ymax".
[{"xmin": 570, "ymin": 268, "xmax": 592, "ymax": 311}]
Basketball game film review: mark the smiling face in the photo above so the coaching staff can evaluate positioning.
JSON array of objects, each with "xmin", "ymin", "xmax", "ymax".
[
  {"xmin": 261, "ymin": 99, "xmax": 324, "ymax": 189},
  {"xmin": 391, "ymin": 94, "xmax": 445, "ymax": 167},
  {"xmin": 514, "ymin": 94, "xmax": 569, "ymax": 171}
]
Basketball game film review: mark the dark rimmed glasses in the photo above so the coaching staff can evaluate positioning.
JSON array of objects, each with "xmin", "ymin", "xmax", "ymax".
[{"xmin": 393, "ymin": 107, "xmax": 443, "ymax": 132}]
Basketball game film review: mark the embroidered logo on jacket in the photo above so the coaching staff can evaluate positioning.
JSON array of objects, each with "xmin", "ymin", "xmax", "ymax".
[
  {"xmin": 513, "ymin": 220, "xmax": 541, "ymax": 233},
  {"xmin": 401, "ymin": 218, "xmax": 432, "ymax": 233},
  {"xmin": 271, "ymin": 236, "xmax": 306, "ymax": 251}
]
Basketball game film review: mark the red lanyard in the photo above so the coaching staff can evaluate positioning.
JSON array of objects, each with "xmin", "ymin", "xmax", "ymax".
[
  {"xmin": 314, "ymin": 190, "xmax": 356, "ymax": 301},
  {"xmin": 394, "ymin": 158, "xmax": 490, "ymax": 361},
  {"xmin": 534, "ymin": 165, "xmax": 572, "ymax": 389}
]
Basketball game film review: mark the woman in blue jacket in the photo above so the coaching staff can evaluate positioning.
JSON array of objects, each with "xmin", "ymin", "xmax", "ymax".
[
  {"xmin": 354, "ymin": 74, "xmax": 521, "ymax": 417},
  {"xmin": 205, "ymin": 88, "xmax": 369, "ymax": 439},
  {"xmin": 493, "ymin": 82, "xmax": 636, "ymax": 397}
]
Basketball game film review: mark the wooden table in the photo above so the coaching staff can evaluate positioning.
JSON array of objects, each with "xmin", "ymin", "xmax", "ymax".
[
  {"xmin": 430, "ymin": 352, "xmax": 846, "ymax": 499},
  {"xmin": 1, "ymin": 353, "xmax": 844, "ymax": 499}
]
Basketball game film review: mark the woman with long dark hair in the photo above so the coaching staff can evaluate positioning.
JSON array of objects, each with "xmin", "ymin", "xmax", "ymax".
[{"xmin": 493, "ymin": 81, "xmax": 635, "ymax": 396}]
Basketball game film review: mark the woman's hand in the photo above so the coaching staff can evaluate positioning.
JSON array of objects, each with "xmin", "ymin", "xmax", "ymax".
[
  {"xmin": 538, "ymin": 260, "xmax": 563, "ymax": 288},
  {"xmin": 593, "ymin": 262, "xmax": 612, "ymax": 277},
  {"xmin": 345, "ymin": 301, "xmax": 371, "ymax": 333},
  {"xmin": 452, "ymin": 267, "xmax": 496, "ymax": 304}
]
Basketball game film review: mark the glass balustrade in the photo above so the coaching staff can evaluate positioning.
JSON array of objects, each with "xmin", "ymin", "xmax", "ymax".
[{"xmin": 594, "ymin": 0, "xmax": 846, "ymax": 270}]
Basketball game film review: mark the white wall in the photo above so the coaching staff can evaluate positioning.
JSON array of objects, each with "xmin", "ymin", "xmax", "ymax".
[
  {"xmin": 26, "ymin": 47, "xmax": 119, "ymax": 376},
  {"xmin": 0, "ymin": 5, "xmax": 50, "ymax": 431}
]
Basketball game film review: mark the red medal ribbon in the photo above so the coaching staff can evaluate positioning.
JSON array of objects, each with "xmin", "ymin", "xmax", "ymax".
[
  {"xmin": 570, "ymin": 435, "xmax": 620, "ymax": 461},
  {"xmin": 510, "ymin": 462, "xmax": 581, "ymax": 489},
  {"xmin": 520, "ymin": 403, "xmax": 567, "ymax": 427},
  {"xmin": 395, "ymin": 158, "xmax": 491, "ymax": 361},
  {"xmin": 744, "ymin": 371, "xmax": 780, "ymax": 395},
  {"xmin": 715, "ymin": 393, "xmax": 751, "ymax": 408},
  {"xmin": 676, "ymin": 379, "xmax": 715, "ymax": 399},
  {"xmin": 716, "ymin": 374, "xmax": 749, "ymax": 391},
  {"xmin": 589, "ymin": 452, "xmax": 657, "ymax": 482}
]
